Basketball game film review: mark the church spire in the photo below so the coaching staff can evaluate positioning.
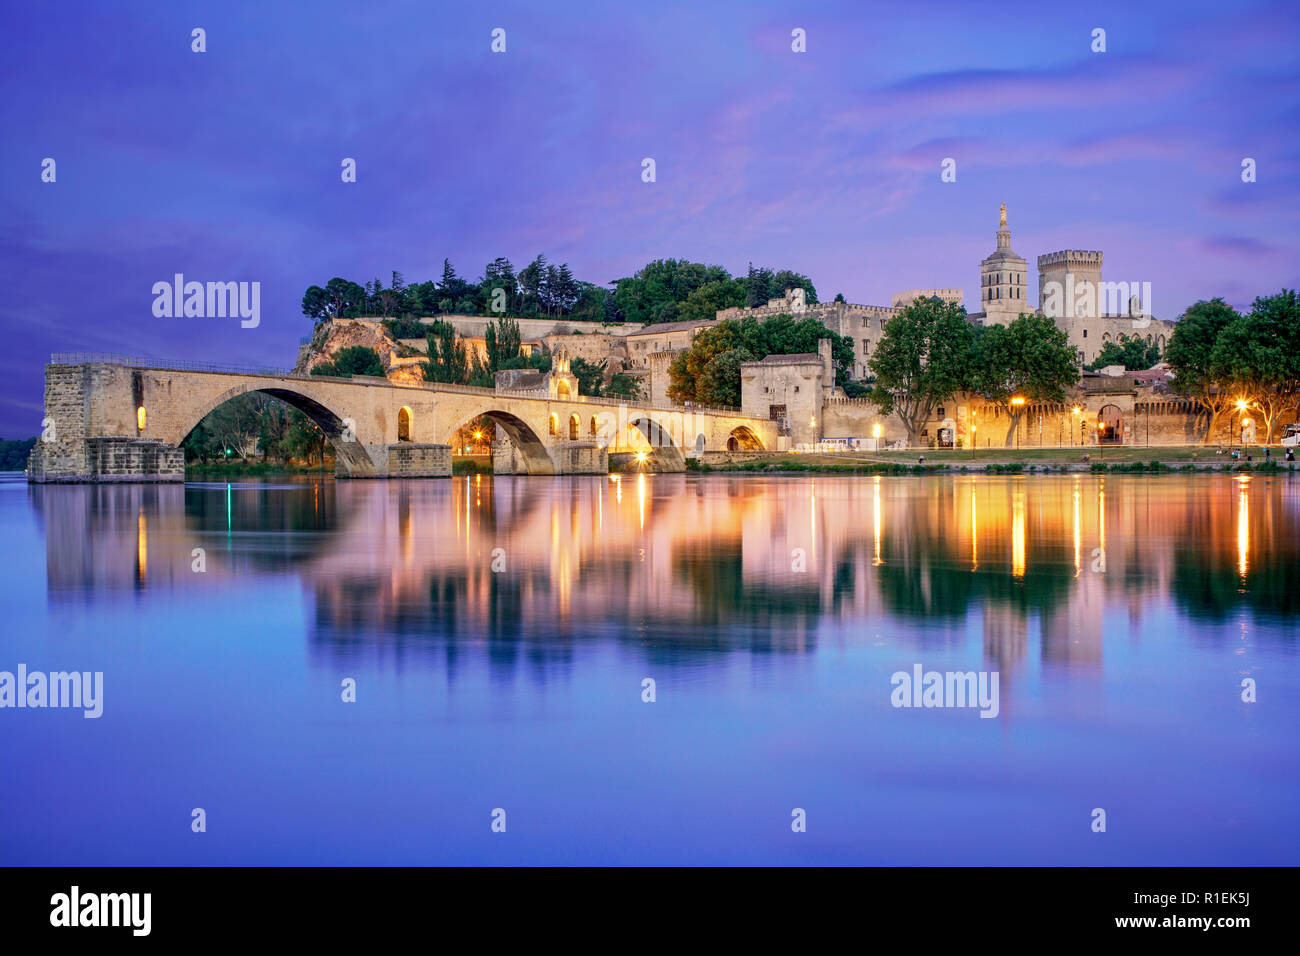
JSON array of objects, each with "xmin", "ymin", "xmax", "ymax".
[{"xmin": 999, "ymin": 202, "xmax": 1007, "ymax": 228}]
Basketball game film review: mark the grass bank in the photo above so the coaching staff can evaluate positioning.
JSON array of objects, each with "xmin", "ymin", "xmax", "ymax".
[{"xmin": 689, "ymin": 449, "xmax": 1295, "ymax": 476}]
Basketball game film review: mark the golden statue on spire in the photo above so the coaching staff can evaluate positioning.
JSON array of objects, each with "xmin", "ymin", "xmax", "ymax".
[{"xmin": 999, "ymin": 202, "xmax": 1007, "ymax": 228}]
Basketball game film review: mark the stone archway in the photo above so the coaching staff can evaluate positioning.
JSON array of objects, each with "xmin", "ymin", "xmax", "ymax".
[
  {"xmin": 177, "ymin": 384, "xmax": 380, "ymax": 475},
  {"xmin": 1098, "ymin": 404, "xmax": 1123, "ymax": 444},
  {"xmin": 445, "ymin": 409, "xmax": 555, "ymax": 475},
  {"xmin": 726, "ymin": 425, "xmax": 763, "ymax": 451}
]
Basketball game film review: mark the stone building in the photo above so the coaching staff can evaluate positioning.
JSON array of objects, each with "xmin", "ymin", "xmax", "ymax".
[{"xmin": 739, "ymin": 339, "xmax": 837, "ymax": 447}]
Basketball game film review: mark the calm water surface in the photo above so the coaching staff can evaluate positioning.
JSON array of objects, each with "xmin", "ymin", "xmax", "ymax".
[{"xmin": 1, "ymin": 472, "xmax": 1296, "ymax": 865}]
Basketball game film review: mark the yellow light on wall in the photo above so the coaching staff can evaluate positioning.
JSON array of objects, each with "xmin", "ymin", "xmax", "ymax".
[
  {"xmin": 1071, "ymin": 406, "xmax": 1081, "ymax": 415},
  {"xmin": 1010, "ymin": 396, "xmax": 1026, "ymax": 407},
  {"xmin": 872, "ymin": 423, "xmax": 883, "ymax": 439},
  {"xmin": 136, "ymin": 406, "xmax": 147, "ymax": 430}
]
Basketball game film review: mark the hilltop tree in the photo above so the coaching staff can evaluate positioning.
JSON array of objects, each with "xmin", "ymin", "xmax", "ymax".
[{"xmin": 868, "ymin": 297, "xmax": 975, "ymax": 445}]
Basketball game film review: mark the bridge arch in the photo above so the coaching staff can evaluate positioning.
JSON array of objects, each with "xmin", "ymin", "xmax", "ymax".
[
  {"xmin": 727, "ymin": 425, "xmax": 763, "ymax": 451},
  {"xmin": 443, "ymin": 409, "xmax": 555, "ymax": 475},
  {"xmin": 176, "ymin": 382, "xmax": 380, "ymax": 475}
]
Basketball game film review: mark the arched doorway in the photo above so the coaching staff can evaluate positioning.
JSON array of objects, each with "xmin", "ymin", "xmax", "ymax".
[
  {"xmin": 1098, "ymin": 404, "xmax": 1123, "ymax": 444},
  {"xmin": 397, "ymin": 406, "xmax": 412, "ymax": 442},
  {"xmin": 726, "ymin": 426, "xmax": 763, "ymax": 451}
]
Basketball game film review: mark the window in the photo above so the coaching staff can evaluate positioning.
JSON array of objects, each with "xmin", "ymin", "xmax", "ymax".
[
  {"xmin": 569, "ymin": 414, "xmax": 579, "ymax": 441},
  {"xmin": 1083, "ymin": 329, "xmax": 1088, "ymax": 338},
  {"xmin": 794, "ymin": 386, "xmax": 800, "ymax": 393},
  {"xmin": 397, "ymin": 406, "xmax": 411, "ymax": 442},
  {"xmin": 937, "ymin": 407, "xmax": 945, "ymax": 418},
  {"xmin": 549, "ymin": 413, "xmax": 558, "ymax": 435},
  {"xmin": 590, "ymin": 416, "xmax": 598, "ymax": 437}
]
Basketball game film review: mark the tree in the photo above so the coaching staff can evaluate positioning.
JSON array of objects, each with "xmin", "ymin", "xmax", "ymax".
[
  {"xmin": 1086, "ymin": 337, "xmax": 1160, "ymax": 371},
  {"xmin": 423, "ymin": 320, "xmax": 470, "ymax": 383},
  {"xmin": 867, "ymin": 297, "xmax": 976, "ymax": 445},
  {"xmin": 301, "ymin": 277, "xmax": 365, "ymax": 321},
  {"xmin": 311, "ymin": 346, "xmax": 384, "ymax": 379},
  {"xmin": 570, "ymin": 357, "xmax": 607, "ymax": 396},
  {"xmin": 484, "ymin": 317, "xmax": 523, "ymax": 370},
  {"xmin": 1166, "ymin": 298, "xmax": 1240, "ymax": 442},
  {"xmin": 971, "ymin": 313, "xmax": 1079, "ymax": 447},
  {"xmin": 1208, "ymin": 290, "xmax": 1300, "ymax": 443},
  {"xmin": 676, "ymin": 279, "xmax": 746, "ymax": 323}
]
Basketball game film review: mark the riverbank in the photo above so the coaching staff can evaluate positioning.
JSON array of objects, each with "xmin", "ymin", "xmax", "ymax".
[{"xmin": 690, "ymin": 447, "xmax": 1296, "ymax": 475}]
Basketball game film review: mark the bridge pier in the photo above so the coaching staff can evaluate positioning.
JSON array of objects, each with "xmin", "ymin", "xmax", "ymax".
[{"xmin": 28, "ymin": 437, "xmax": 186, "ymax": 483}]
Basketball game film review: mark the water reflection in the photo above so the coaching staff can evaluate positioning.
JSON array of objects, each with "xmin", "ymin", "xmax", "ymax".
[{"xmin": 29, "ymin": 474, "xmax": 1300, "ymax": 671}]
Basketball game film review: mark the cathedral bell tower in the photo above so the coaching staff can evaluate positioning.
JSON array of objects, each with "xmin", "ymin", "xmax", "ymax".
[{"xmin": 979, "ymin": 203, "xmax": 1028, "ymax": 326}]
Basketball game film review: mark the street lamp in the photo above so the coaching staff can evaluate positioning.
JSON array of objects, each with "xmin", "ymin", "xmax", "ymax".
[
  {"xmin": 1234, "ymin": 399, "xmax": 1248, "ymax": 451},
  {"xmin": 1097, "ymin": 420, "xmax": 1105, "ymax": 460},
  {"xmin": 1071, "ymin": 406, "xmax": 1081, "ymax": 447},
  {"xmin": 1011, "ymin": 396, "xmax": 1026, "ymax": 451}
]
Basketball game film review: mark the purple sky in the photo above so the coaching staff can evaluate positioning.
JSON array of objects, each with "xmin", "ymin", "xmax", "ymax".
[{"xmin": 2, "ymin": 0, "xmax": 1297, "ymax": 436}]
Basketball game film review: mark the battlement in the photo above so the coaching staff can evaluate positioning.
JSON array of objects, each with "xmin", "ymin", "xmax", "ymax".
[{"xmin": 1037, "ymin": 250, "xmax": 1103, "ymax": 267}]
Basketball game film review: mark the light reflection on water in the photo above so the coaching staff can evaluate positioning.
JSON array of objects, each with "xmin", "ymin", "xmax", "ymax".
[{"xmin": 1, "ymin": 472, "xmax": 1297, "ymax": 865}]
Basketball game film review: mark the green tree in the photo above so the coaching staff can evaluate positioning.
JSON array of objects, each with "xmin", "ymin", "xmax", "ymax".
[
  {"xmin": 1208, "ymin": 290, "xmax": 1300, "ymax": 443},
  {"xmin": 971, "ymin": 313, "xmax": 1079, "ymax": 447},
  {"xmin": 1086, "ymin": 337, "xmax": 1160, "ymax": 371},
  {"xmin": 423, "ymin": 320, "xmax": 470, "ymax": 383},
  {"xmin": 570, "ymin": 357, "xmax": 607, "ymax": 396},
  {"xmin": 311, "ymin": 346, "xmax": 384, "ymax": 378},
  {"xmin": 484, "ymin": 317, "xmax": 523, "ymax": 370},
  {"xmin": 1165, "ymin": 298, "xmax": 1240, "ymax": 442},
  {"xmin": 676, "ymin": 279, "xmax": 746, "ymax": 323},
  {"xmin": 867, "ymin": 297, "xmax": 976, "ymax": 445}
]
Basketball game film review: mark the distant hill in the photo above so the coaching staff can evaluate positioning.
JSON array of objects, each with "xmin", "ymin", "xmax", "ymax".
[{"xmin": 0, "ymin": 437, "xmax": 36, "ymax": 471}]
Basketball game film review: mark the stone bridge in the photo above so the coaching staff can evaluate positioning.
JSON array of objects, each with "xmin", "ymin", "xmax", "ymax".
[{"xmin": 27, "ymin": 355, "xmax": 775, "ymax": 482}]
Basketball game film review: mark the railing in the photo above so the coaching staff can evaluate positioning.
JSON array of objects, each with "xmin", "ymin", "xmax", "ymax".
[
  {"xmin": 51, "ymin": 353, "xmax": 292, "ymax": 376},
  {"xmin": 48, "ymin": 353, "xmax": 759, "ymax": 419}
]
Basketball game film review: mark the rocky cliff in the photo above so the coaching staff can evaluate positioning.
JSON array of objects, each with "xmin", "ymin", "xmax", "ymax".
[{"xmin": 294, "ymin": 319, "xmax": 427, "ymax": 386}]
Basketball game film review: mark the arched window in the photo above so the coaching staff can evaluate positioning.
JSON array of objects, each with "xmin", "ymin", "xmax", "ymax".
[
  {"xmin": 569, "ymin": 414, "xmax": 580, "ymax": 441},
  {"xmin": 397, "ymin": 406, "xmax": 411, "ymax": 442},
  {"xmin": 590, "ymin": 416, "xmax": 598, "ymax": 437},
  {"xmin": 549, "ymin": 413, "xmax": 558, "ymax": 436}
]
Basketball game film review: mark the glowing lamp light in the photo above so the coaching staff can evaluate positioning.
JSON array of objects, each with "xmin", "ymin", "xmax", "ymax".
[
  {"xmin": 635, "ymin": 451, "xmax": 648, "ymax": 463},
  {"xmin": 1071, "ymin": 406, "xmax": 1081, "ymax": 415},
  {"xmin": 136, "ymin": 406, "xmax": 147, "ymax": 430},
  {"xmin": 1236, "ymin": 399, "xmax": 1248, "ymax": 411},
  {"xmin": 1010, "ymin": 396, "xmax": 1026, "ymax": 407},
  {"xmin": 473, "ymin": 431, "xmax": 483, "ymax": 441},
  {"xmin": 871, "ymin": 423, "xmax": 883, "ymax": 439}
]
